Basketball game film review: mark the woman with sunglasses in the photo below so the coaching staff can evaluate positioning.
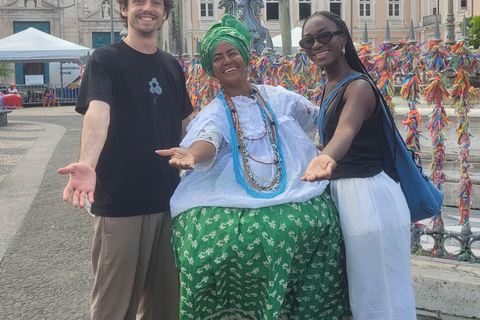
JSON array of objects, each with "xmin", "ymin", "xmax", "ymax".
[{"xmin": 300, "ymin": 11, "xmax": 416, "ymax": 320}]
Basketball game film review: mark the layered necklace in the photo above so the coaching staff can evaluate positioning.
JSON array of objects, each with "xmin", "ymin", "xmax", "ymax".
[{"xmin": 218, "ymin": 84, "xmax": 286, "ymax": 199}]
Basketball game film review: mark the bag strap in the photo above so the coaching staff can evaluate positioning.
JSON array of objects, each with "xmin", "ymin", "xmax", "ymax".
[
  {"xmin": 354, "ymin": 74, "xmax": 398, "ymax": 166},
  {"xmin": 318, "ymin": 72, "xmax": 362, "ymax": 145},
  {"xmin": 319, "ymin": 72, "xmax": 427, "ymax": 180},
  {"xmin": 358, "ymin": 74, "xmax": 429, "ymax": 181}
]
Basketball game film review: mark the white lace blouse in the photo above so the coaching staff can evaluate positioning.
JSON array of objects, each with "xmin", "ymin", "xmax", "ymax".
[{"xmin": 170, "ymin": 84, "xmax": 329, "ymax": 217}]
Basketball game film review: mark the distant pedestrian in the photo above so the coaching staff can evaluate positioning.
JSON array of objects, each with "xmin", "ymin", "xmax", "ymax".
[
  {"xmin": 42, "ymin": 85, "xmax": 54, "ymax": 107},
  {"xmin": 7, "ymin": 83, "xmax": 18, "ymax": 94},
  {"xmin": 57, "ymin": 0, "xmax": 192, "ymax": 319}
]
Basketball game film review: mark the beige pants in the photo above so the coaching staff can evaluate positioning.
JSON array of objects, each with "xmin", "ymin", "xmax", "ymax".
[{"xmin": 91, "ymin": 212, "xmax": 179, "ymax": 320}]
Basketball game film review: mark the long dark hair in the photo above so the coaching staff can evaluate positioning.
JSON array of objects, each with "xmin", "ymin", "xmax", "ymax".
[{"xmin": 302, "ymin": 11, "xmax": 373, "ymax": 80}]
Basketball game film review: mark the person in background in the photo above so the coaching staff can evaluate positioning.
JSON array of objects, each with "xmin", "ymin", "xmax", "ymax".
[
  {"xmin": 157, "ymin": 14, "xmax": 347, "ymax": 320},
  {"xmin": 42, "ymin": 85, "xmax": 54, "ymax": 107},
  {"xmin": 300, "ymin": 11, "xmax": 416, "ymax": 320},
  {"xmin": 57, "ymin": 0, "xmax": 193, "ymax": 319},
  {"xmin": 7, "ymin": 83, "xmax": 18, "ymax": 94}
]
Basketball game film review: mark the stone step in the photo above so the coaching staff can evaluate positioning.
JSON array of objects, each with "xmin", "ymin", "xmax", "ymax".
[{"xmin": 411, "ymin": 256, "xmax": 480, "ymax": 320}]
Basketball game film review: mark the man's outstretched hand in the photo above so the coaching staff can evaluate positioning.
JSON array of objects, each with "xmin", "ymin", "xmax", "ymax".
[{"xmin": 57, "ymin": 163, "xmax": 96, "ymax": 208}]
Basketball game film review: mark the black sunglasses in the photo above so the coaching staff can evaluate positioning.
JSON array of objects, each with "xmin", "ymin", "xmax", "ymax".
[{"xmin": 299, "ymin": 30, "xmax": 343, "ymax": 49}]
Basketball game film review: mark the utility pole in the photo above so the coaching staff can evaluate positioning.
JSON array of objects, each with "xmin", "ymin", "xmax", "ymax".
[
  {"xmin": 52, "ymin": 0, "xmax": 75, "ymax": 98},
  {"xmin": 350, "ymin": 0, "xmax": 353, "ymax": 36},
  {"xmin": 279, "ymin": 0, "xmax": 292, "ymax": 55},
  {"xmin": 110, "ymin": 0, "xmax": 114, "ymax": 43}
]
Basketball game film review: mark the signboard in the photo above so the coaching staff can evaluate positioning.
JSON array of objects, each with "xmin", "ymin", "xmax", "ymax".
[
  {"xmin": 49, "ymin": 62, "xmax": 81, "ymax": 85},
  {"xmin": 25, "ymin": 74, "xmax": 44, "ymax": 85}
]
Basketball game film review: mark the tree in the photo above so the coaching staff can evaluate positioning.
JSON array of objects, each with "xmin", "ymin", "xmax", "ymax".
[
  {"xmin": 279, "ymin": 0, "xmax": 292, "ymax": 55},
  {"xmin": 0, "ymin": 63, "xmax": 13, "ymax": 82},
  {"xmin": 461, "ymin": 16, "xmax": 480, "ymax": 49}
]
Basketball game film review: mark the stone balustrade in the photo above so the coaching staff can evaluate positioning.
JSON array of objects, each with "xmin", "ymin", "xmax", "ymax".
[{"xmin": 393, "ymin": 106, "xmax": 480, "ymax": 209}]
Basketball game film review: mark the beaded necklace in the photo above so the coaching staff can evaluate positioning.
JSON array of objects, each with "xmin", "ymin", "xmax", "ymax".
[{"xmin": 218, "ymin": 84, "xmax": 286, "ymax": 199}]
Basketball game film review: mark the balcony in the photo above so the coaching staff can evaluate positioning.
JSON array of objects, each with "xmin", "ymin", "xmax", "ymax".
[{"xmin": 423, "ymin": 14, "xmax": 441, "ymax": 26}]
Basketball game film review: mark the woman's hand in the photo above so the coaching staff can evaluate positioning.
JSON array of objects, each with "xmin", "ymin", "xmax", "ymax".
[
  {"xmin": 301, "ymin": 154, "xmax": 337, "ymax": 182},
  {"xmin": 156, "ymin": 148, "xmax": 196, "ymax": 170}
]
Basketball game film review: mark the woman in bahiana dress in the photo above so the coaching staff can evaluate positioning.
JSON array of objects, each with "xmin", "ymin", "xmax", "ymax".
[{"xmin": 157, "ymin": 14, "xmax": 347, "ymax": 320}]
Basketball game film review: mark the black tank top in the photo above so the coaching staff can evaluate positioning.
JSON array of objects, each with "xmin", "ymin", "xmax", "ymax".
[{"xmin": 322, "ymin": 78, "xmax": 383, "ymax": 180}]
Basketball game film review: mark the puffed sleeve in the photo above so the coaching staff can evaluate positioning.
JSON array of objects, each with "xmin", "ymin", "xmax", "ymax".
[
  {"xmin": 190, "ymin": 121, "xmax": 225, "ymax": 172},
  {"xmin": 292, "ymin": 93, "xmax": 319, "ymax": 140}
]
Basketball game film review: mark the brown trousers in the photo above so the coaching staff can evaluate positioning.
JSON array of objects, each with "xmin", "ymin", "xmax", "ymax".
[{"xmin": 90, "ymin": 212, "xmax": 179, "ymax": 320}]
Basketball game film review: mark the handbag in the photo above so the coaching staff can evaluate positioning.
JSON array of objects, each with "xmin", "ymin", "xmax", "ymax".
[
  {"xmin": 325, "ymin": 73, "xmax": 444, "ymax": 222},
  {"xmin": 367, "ymin": 75, "xmax": 444, "ymax": 222}
]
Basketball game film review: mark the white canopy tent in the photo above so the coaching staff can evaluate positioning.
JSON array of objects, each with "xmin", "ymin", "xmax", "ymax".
[
  {"xmin": 272, "ymin": 27, "xmax": 303, "ymax": 55},
  {"xmin": 0, "ymin": 28, "xmax": 90, "ymax": 65}
]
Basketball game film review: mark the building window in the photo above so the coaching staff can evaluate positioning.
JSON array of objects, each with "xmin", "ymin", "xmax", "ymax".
[
  {"xmin": 330, "ymin": 0, "xmax": 341, "ymax": 16},
  {"xmin": 23, "ymin": 63, "xmax": 45, "ymax": 77},
  {"xmin": 266, "ymin": 0, "xmax": 279, "ymax": 20},
  {"xmin": 460, "ymin": 0, "xmax": 467, "ymax": 9},
  {"xmin": 359, "ymin": 0, "xmax": 371, "ymax": 17},
  {"xmin": 92, "ymin": 32, "xmax": 121, "ymax": 48},
  {"xmin": 299, "ymin": 0, "xmax": 311, "ymax": 20},
  {"xmin": 200, "ymin": 1, "xmax": 214, "ymax": 18},
  {"xmin": 388, "ymin": 0, "xmax": 400, "ymax": 17},
  {"xmin": 430, "ymin": 0, "xmax": 438, "ymax": 15}
]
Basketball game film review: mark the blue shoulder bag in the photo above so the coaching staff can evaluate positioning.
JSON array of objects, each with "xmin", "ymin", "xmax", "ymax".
[
  {"xmin": 320, "ymin": 73, "xmax": 444, "ymax": 223},
  {"xmin": 366, "ymin": 74, "xmax": 444, "ymax": 222}
]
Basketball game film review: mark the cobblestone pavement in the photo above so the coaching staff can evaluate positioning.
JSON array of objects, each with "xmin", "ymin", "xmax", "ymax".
[
  {"xmin": 0, "ymin": 106, "xmax": 478, "ymax": 320},
  {"xmin": 0, "ymin": 106, "xmax": 92, "ymax": 319}
]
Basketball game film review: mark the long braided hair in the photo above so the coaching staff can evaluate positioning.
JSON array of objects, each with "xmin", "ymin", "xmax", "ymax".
[{"xmin": 301, "ymin": 11, "xmax": 374, "ymax": 82}]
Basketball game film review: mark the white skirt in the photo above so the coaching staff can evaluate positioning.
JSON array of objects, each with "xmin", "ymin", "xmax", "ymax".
[{"xmin": 330, "ymin": 171, "xmax": 416, "ymax": 320}]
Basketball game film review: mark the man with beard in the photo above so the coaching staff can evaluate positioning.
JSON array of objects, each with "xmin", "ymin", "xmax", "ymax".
[{"xmin": 58, "ymin": 0, "xmax": 192, "ymax": 319}]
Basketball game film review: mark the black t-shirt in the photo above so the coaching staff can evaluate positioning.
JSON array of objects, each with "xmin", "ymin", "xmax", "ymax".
[
  {"xmin": 76, "ymin": 41, "xmax": 193, "ymax": 217},
  {"xmin": 322, "ymin": 78, "xmax": 383, "ymax": 180}
]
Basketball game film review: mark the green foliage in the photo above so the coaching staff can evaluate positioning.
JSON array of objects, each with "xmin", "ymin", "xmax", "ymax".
[
  {"xmin": 0, "ymin": 62, "xmax": 13, "ymax": 81},
  {"xmin": 460, "ymin": 16, "xmax": 480, "ymax": 49}
]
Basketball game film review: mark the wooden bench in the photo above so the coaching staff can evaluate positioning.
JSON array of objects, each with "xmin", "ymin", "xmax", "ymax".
[{"xmin": 0, "ymin": 109, "xmax": 12, "ymax": 126}]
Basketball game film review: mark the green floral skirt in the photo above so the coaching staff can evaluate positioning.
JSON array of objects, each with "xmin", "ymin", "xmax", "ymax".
[{"xmin": 171, "ymin": 192, "xmax": 347, "ymax": 320}]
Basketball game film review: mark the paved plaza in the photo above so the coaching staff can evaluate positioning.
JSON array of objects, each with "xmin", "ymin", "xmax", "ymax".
[{"xmin": 0, "ymin": 105, "xmax": 479, "ymax": 319}]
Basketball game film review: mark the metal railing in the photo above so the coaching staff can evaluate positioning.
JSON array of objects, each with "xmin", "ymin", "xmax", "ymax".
[
  {"xmin": 411, "ymin": 224, "xmax": 480, "ymax": 263},
  {"xmin": 1, "ymin": 83, "xmax": 79, "ymax": 106}
]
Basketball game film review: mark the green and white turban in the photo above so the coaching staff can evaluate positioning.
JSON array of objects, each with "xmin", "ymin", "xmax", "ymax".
[{"xmin": 200, "ymin": 14, "xmax": 252, "ymax": 77}]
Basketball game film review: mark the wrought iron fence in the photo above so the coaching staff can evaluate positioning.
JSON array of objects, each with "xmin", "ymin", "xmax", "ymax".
[
  {"xmin": 411, "ymin": 224, "xmax": 480, "ymax": 263},
  {"xmin": 0, "ymin": 83, "xmax": 79, "ymax": 106}
]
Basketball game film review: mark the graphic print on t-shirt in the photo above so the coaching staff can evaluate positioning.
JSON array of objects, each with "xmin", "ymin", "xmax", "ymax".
[{"xmin": 149, "ymin": 77, "xmax": 163, "ymax": 105}]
